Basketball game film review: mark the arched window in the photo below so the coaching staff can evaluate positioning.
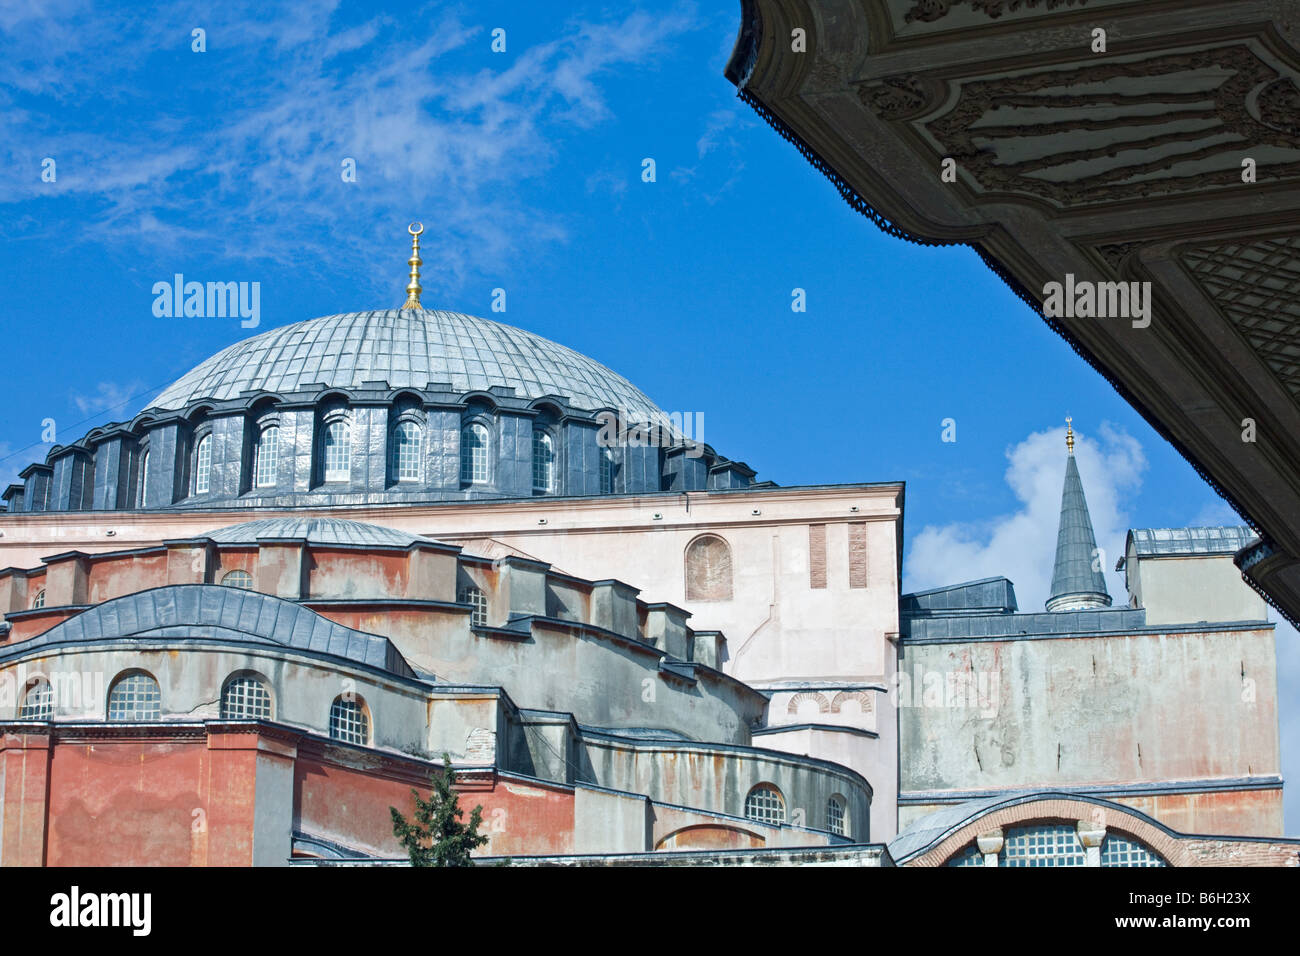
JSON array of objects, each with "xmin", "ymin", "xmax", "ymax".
[
  {"xmin": 1100, "ymin": 833, "xmax": 1167, "ymax": 867},
  {"xmin": 392, "ymin": 421, "xmax": 421, "ymax": 482},
  {"xmin": 826, "ymin": 795, "xmax": 847, "ymax": 837},
  {"xmin": 458, "ymin": 585, "xmax": 487, "ymax": 628},
  {"xmin": 685, "ymin": 534, "xmax": 733, "ymax": 601},
  {"xmin": 254, "ymin": 425, "xmax": 279, "ymax": 488},
  {"xmin": 599, "ymin": 447, "xmax": 615, "ymax": 494},
  {"xmin": 322, "ymin": 421, "xmax": 351, "ymax": 482},
  {"xmin": 193, "ymin": 434, "xmax": 212, "ymax": 495},
  {"xmin": 32, "ymin": 588, "xmax": 45, "ymax": 610},
  {"xmin": 107, "ymin": 671, "xmax": 161, "ymax": 721},
  {"xmin": 1001, "ymin": 824, "xmax": 1086, "ymax": 867},
  {"xmin": 744, "ymin": 784, "xmax": 786, "ymax": 826},
  {"xmin": 947, "ymin": 844, "xmax": 986, "ymax": 867},
  {"xmin": 221, "ymin": 674, "xmax": 272, "ymax": 720},
  {"xmin": 221, "ymin": 569, "xmax": 253, "ymax": 589},
  {"xmin": 139, "ymin": 449, "xmax": 150, "ymax": 507},
  {"xmin": 329, "ymin": 695, "xmax": 369, "ymax": 744},
  {"xmin": 532, "ymin": 429, "xmax": 554, "ymax": 493},
  {"xmin": 19, "ymin": 678, "xmax": 52, "ymax": 719},
  {"xmin": 460, "ymin": 423, "xmax": 488, "ymax": 484}
]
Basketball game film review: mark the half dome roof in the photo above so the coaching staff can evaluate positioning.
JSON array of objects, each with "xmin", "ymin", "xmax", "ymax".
[
  {"xmin": 151, "ymin": 309, "xmax": 664, "ymax": 420},
  {"xmin": 204, "ymin": 517, "xmax": 435, "ymax": 549}
]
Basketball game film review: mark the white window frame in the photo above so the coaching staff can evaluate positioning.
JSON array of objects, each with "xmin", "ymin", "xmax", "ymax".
[
  {"xmin": 107, "ymin": 672, "xmax": 161, "ymax": 721},
  {"xmin": 322, "ymin": 421, "xmax": 351, "ymax": 483},
  {"xmin": 254, "ymin": 425, "xmax": 279, "ymax": 488},
  {"xmin": 826, "ymin": 795, "xmax": 847, "ymax": 837},
  {"xmin": 139, "ymin": 448, "xmax": 150, "ymax": 507},
  {"xmin": 221, "ymin": 569, "xmax": 253, "ymax": 589},
  {"xmin": 744, "ymin": 784, "xmax": 786, "ymax": 826},
  {"xmin": 193, "ymin": 434, "xmax": 212, "ymax": 495},
  {"xmin": 329, "ymin": 696, "xmax": 369, "ymax": 745},
  {"xmin": 599, "ymin": 447, "xmax": 614, "ymax": 494},
  {"xmin": 458, "ymin": 585, "xmax": 487, "ymax": 628},
  {"xmin": 392, "ymin": 421, "xmax": 422, "ymax": 482},
  {"xmin": 221, "ymin": 674, "xmax": 272, "ymax": 720},
  {"xmin": 532, "ymin": 429, "xmax": 554, "ymax": 493},
  {"xmin": 461, "ymin": 422, "xmax": 489, "ymax": 484},
  {"xmin": 20, "ymin": 679, "xmax": 53, "ymax": 719}
]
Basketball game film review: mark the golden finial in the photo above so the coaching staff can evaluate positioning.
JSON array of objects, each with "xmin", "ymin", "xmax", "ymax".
[
  {"xmin": 401, "ymin": 222, "xmax": 424, "ymax": 311},
  {"xmin": 1066, "ymin": 416, "xmax": 1075, "ymax": 455}
]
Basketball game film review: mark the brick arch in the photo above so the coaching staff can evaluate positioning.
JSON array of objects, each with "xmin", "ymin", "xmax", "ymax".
[
  {"xmin": 907, "ymin": 797, "xmax": 1184, "ymax": 867},
  {"xmin": 787, "ymin": 691, "xmax": 831, "ymax": 715},
  {"xmin": 829, "ymin": 691, "xmax": 873, "ymax": 714},
  {"xmin": 656, "ymin": 824, "xmax": 765, "ymax": 851}
]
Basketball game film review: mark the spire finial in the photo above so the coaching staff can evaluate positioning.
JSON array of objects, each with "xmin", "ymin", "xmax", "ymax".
[
  {"xmin": 1065, "ymin": 416, "xmax": 1075, "ymax": 455},
  {"xmin": 401, "ymin": 222, "xmax": 424, "ymax": 311}
]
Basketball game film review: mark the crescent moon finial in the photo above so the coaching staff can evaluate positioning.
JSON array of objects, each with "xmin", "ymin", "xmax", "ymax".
[{"xmin": 401, "ymin": 222, "xmax": 424, "ymax": 310}]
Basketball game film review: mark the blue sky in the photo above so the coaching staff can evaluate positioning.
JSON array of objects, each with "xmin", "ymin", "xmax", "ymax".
[{"xmin": 1, "ymin": 0, "xmax": 1296, "ymax": 832}]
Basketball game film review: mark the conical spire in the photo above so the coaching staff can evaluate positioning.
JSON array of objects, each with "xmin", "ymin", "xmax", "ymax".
[{"xmin": 1046, "ymin": 418, "xmax": 1111, "ymax": 611}]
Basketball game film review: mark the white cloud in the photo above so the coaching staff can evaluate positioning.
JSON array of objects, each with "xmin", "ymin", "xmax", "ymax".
[
  {"xmin": 70, "ymin": 381, "xmax": 145, "ymax": 418},
  {"xmin": 0, "ymin": 3, "xmax": 698, "ymax": 296},
  {"xmin": 905, "ymin": 422, "xmax": 1146, "ymax": 610}
]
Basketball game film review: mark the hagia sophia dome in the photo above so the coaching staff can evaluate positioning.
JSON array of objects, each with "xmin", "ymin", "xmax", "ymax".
[
  {"xmin": 3, "ymin": 302, "xmax": 754, "ymax": 515},
  {"xmin": 151, "ymin": 309, "xmax": 664, "ymax": 422}
]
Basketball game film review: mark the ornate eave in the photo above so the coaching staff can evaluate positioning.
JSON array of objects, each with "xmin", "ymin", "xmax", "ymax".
[{"xmin": 729, "ymin": 0, "xmax": 1300, "ymax": 626}]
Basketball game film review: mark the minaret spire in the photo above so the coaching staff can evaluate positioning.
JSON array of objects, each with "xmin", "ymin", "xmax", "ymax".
[
  {"xmin": 401, "ymin": 222, "xmax": 424, "ymax": 311},
  {"xmin": 1046, "ymin": 417, "xmax": 1112, "ymax": 612}
]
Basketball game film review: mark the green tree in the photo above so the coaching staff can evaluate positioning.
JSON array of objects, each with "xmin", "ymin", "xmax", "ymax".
[{"xmin": 390, "ymin": 754, "xmax": 489, "ymax": 867}]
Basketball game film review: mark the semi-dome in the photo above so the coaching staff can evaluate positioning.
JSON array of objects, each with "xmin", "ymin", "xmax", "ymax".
[
  {"xmin": 151, "ymin": 309, "xmax": 663, "ymax": 421},
  {"xmin": 204, "ymin": 517, "xmax": 436, "ymax": 549}
]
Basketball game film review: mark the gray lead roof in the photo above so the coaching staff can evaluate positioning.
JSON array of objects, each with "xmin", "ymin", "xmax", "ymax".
[
  {"xmin": 204, "ymin": 517, "xmax": 434, "ymax": 549},
  {"xmin": 1047, "ymin": 454, "xmax": 1110, "ymax": 608},
  {"xmin": 0, "ymin": 584, "xmax": 416, "ymax": 677},
  {"xmin": 151, "ymin": 309, "xmax": 664, "ymax": 420},
  {"xmin": 1127, "ymin": 526, "xmax": 1257, "ymax": 557}
]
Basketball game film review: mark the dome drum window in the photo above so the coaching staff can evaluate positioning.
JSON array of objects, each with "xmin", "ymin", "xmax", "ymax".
[
  {"xmin": 322, "ymin": 421, "xmax": 351, "ymax": 483},
  {"xmin": 461, "ymin": 422, "xmax": 489, "ymax": 485},
  {"xmin": 826, "ymin": 795, "xmax": 847, "ymax": 837},
  {"xmin": 5, "ymin": 309, "xmax": 751, "ymax": 513},
  {"xmin": 599, "ymin": 447, "xmax": 615, "ymax": 494},
  {"xmin": 138, "ymin": 448, "xmax": 150, "ymax": 508},
  {"xmin": 107, "ymin": 672, "xmax": 161, "ymax": 721},
  {"xmin": 329, "ymin": 695, "xmax": 369, "ymax": 745},
  {"xmin": 744, "ymin": 784, "xmax": 787, "ymax": 826},
  {"xmin": 392, "ymin": 421, "xmax": 422, "ymax": 482},
  {"xmin": 221, "ymin": 674, "xmax": 272, "ymax": 720},
  {"xmin": 254, "ymin": 425, "xmax": 279, "ymax": 488},
  {"xmin": 532, "ymin": 429, "xmax": 555, "ymax": 494},
  {"xmin": 19, "ymin": 679, "xmax": 53, "ymax": 720},
  {"xmin": 193, "ymin": 434, "xmax": 212, "ymax": 495}
]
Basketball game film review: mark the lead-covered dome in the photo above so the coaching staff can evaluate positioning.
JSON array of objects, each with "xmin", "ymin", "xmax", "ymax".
[{"xmin": 151, "ymin": 309, "xmax": 663, "ymax": 421}]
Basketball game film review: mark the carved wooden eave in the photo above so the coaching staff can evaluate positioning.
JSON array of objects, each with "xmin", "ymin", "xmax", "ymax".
[{"xmin": 728, "ymin": 0, "xmax": 1300, "ymax": 626}]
